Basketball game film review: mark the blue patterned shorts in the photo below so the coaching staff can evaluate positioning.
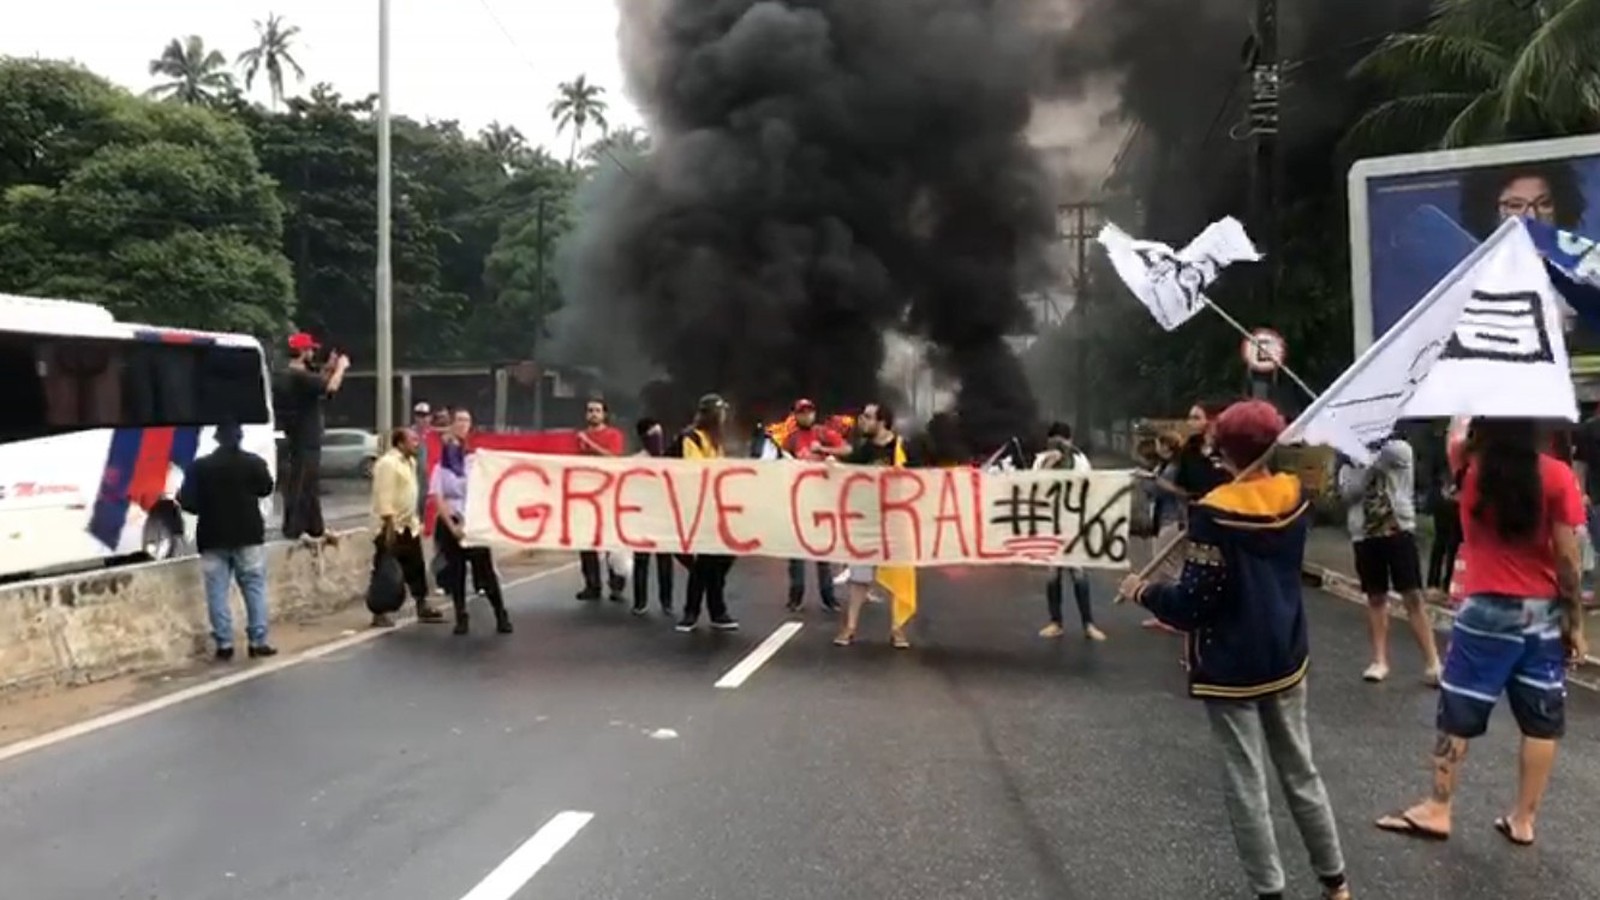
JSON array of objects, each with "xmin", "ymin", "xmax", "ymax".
[{"xmin": 1438, "ymin": 595, "xmax": 1568, "ymax": 740}]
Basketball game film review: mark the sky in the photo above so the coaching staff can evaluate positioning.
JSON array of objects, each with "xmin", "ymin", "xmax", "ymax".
[{"xmin": 3, "ymin": 0, "xmax": 645, "ymax": 153}]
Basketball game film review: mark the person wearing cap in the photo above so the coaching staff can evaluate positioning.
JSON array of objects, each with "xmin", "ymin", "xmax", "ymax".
[
  {"xmin": 177, "ymin": 422, "xmax": 278, "ymax": 661},
  {"xmin": 675, "ymin": 393, "xmax": 740, "ymax": 633},
  {"xmin": 782, "ymin": 398, "xmax": 846, "ymax": 612},
  {"xmin": 278, "ymin": 332, "xmax": 350, "ymax": 544},
  {"xmin": 412, "ymin": 401, "xmax": 433, "ymax": 520}
]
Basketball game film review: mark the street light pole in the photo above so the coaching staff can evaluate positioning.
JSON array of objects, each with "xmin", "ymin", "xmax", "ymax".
[{"xmin": 375, "ymin": 0, "xmax": 395, "ymax": 437}]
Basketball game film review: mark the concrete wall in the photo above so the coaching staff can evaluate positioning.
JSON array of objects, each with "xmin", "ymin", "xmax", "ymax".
[{"xmin": 0, "ymin": 530, "xmax": 373, "ymax": 694}]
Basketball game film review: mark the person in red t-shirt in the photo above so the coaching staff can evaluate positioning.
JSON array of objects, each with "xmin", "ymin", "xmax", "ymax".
[
  {"xmin": 575, "ymin": 398, "xmax": 627, "ymax": 602},
  {"xmin": 783, "ymin": 399, "xmax": 846, "ymax": 612},
  {"xmin": 1378, "ymin": 418, "xmax": 1586, "ymax": 847}
]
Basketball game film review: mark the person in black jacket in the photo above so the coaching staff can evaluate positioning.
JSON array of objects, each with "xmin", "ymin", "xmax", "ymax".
[
  {"xmin": 1119, "ymin": 401, "xmax": 1351, "ymax": 900},
  {"xmin": 631, "ymin": 417, "xmax": 676, "ymax": 616},
  {"xmin": 177, "ymin": 422, "xmax": 278, "ymax": 661}
]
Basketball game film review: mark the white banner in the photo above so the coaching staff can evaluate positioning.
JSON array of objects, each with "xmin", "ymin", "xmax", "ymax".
[
  {"xmin": 1097, "ymin": 216, "xmax": 1261, "ymax": 331},
  {"xmin": 1283, "ymin": 217, "xmax": 1577, "ymax": 462},
  {"xmin": 463, "ymin": 451, "xmax": 1135, "ymax": 569}
]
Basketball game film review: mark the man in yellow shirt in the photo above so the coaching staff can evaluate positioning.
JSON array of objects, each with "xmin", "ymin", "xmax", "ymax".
[
  {"xmin": 370, "ymin": 428, "xmax": 445, "ymax": 628},
  {"xmin": 675, "ymin": 394, "xmax": 740, "ymax": 633}
]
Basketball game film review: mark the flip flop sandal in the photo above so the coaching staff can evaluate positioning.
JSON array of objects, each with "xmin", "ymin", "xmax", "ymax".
[
  {"xmin": 1494, "ymin": 817, "xmax": 1534, "ymax": 847},
  {"xmin": 1375, "ymin": 812, "xmax": 1450, "ymax": 841}
]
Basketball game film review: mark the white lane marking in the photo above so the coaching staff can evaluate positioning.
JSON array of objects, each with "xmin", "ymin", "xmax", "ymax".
[
  {"xmin": 459, "ymin": 811, "xmax": 593, "ymax": 900},
  {"xmin": 714, "ymin": 621, "xmax": 803, "ymax": 689},
  {"xmin": 0, "ymin": 563, "xmax": 576, "ymax": 766}
]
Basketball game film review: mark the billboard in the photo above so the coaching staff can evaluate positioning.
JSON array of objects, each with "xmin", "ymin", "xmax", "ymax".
[{"xmin": 1348, "ymin": 135, "xmax": 1600, "ymax": 373}]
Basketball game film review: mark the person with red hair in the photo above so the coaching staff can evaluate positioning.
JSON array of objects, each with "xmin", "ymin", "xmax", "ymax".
[{"xmin": 1120, "ymin": 400, "xmax": 1351, "ymax": 900}]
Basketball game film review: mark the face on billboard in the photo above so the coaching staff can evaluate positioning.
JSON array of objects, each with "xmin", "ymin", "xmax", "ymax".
[{"xmin": 1355, "ymin": 141, "xmax": 1600, "ymax": 367}]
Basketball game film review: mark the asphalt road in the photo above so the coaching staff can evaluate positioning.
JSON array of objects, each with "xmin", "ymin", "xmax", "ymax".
[{"xmin": 2, "ymin": 562, "xmax": 1599, "ymax": 900}]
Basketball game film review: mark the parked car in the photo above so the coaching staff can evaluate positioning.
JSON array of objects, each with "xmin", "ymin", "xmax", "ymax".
[
  {"xmin": 274, "ymin": 428, "xmax": 380, "ymax": 479},
  {"xmin": 322, "ymin": 429, "xmax": 380, "ymax": 478}
]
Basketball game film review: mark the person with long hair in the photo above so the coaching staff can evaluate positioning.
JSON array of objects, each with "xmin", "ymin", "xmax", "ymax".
[
  {"xmin": 1142, "ymin": 401, "xmax": 1230, "ymax": 631},
  {"xmin": 1121, "ymin": 401, "xmax": 1351, "ymax": 900},
  {"xmin": 1377, "ymin": 418, "xmax": 1586, "ymax": 846},
  {"xmin": 675, "ymin": 394, "xmax": 739, "ymax": 633},
  {"xmin": 430, "ymin": 410, "xmax": 512, "ymax": 635}
]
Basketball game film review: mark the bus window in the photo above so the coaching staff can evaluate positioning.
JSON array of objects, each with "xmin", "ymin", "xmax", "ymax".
[{"xmin": 0, "ymin": 331, "xmax": 269, "ymax": 440}]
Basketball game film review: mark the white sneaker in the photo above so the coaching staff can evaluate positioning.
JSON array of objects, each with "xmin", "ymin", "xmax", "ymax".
[
  {"xmin": 1362, "ymin": 663, "xmax": 1390, "ymax": 683},
  {"xmin": 1422, "ymin": 665, "xmax": 1442, "ymax": 688}
]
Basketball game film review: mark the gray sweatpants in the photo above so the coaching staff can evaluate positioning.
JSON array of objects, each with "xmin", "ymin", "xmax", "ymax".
[{"xmin": 1205, "ymin": 681, "xmax": 1346, "ymax": 896}]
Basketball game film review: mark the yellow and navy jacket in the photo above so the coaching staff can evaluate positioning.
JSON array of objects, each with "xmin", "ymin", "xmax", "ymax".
[{"xmin": 1136, "ymin": 472, "xmax": 1312, "ymax": 701}]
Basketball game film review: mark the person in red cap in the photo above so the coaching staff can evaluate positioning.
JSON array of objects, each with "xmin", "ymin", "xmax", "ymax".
[
  {"xmin": 782, "ymin": 398, "xmax": 847, "ymax": 611},
  {"xmin": 277, "ymin": 332, "xmax": 350, "ymax": 545}
]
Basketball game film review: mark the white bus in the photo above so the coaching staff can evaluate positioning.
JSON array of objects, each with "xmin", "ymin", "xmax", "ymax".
[{"xmin": 0, "ymin": 294, "xmax": 277, "ymax": 581}]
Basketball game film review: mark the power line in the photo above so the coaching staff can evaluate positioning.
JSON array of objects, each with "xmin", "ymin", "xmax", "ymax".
[{"xmin": 469, "ymin": 0, "xmax": 637, "ymax": 177}]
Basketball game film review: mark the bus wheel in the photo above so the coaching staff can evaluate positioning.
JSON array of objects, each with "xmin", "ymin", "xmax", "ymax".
[{"xmin": 141, "ymin": 504, "xmax": 185, "ymax": 560}]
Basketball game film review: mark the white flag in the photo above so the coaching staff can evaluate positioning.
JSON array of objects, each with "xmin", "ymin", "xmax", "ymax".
[
  {"xmin": 1096, "ymin": 216, "xmax": 1262, "ymax": 331},
  {"xmin": 1281, "ymin": 217, "xmax": 1577, "ymax": 463}
]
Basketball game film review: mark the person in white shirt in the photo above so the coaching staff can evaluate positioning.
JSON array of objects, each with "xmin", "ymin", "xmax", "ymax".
[{"xmin": 1032, "ymin": 424, "xmax": 1108, "ymax": 642}]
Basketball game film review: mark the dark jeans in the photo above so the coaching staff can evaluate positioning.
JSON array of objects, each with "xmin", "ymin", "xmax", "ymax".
[
  {"xmin": 579, "ymin": 551, "xmax": 626, "ymax": 596},
  {"xmin": 786, "ymin": 559, "xmax": 837, "ymax": 607},
  {"xmin": 435, "ymin": 515, "xmax": 505, "ymax": 617},
  {"xmin": 1426, "ymin": 503, "xmax": 1462, "ymax": 590},
  {"xmin": 1047, "ymin": 567, "xmax": 1094, "ymax": 627},
  {"xmin": 633, "ymin": 552, "xmax": 675, "ymax": 611},
  {"xmin": 683, "ymin": 554, "xmax": 734, "ymax": 623},
  {"xmin": 372, "ymin": 530, "xmax": 429, "ymax": 609},
  {"xmin": 281, "ymin": 447, "xmax": 325, "ymax": 539}
]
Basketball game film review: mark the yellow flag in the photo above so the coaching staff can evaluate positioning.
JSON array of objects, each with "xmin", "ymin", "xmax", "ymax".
[{"xmin": 876, "ymin": 437, "xmax": 917, "ymax": 628}]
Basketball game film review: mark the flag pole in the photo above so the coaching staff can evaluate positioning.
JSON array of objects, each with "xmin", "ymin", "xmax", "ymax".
[{"xmin": 1200, "ymin": 297, "xmax": 1317, "ymax": 401}]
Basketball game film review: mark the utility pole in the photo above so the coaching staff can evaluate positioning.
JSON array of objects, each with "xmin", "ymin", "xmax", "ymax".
[
  {"xmin": 1058, "ymin": 202, "xmax": 1101, "ymax": 444},
  {"xmin": 375, "ymin": 0, "xmax": 394, "ymax": 437},
  {"xmin": 1247, "ymin": 0, "xmax": 1281, "ymax": 314},
  {"xmin": 532, "ymin": 194, "xmax": 547, "ymax": 429}
]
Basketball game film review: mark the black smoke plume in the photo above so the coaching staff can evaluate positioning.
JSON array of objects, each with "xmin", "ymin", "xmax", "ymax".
[{"xmin": 557, "ymin": 0, "xmax": 1059, "ymax": 449}]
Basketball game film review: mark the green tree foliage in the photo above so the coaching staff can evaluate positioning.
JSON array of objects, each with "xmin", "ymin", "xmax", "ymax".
[
  {"xmin": 0, "ymin": 58, "xmax": 293, "ymax": 336},
  {"xmin": 147, "ymin": 36, "xmax": 234, "ymax": 106},
  {"xmin": 1346, "ymin": 0, "xmax": 1600, "ymax": 153}
]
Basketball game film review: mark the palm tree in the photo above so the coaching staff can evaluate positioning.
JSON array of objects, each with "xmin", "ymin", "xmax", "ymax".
[
  {"xmin": 1345, "ymin": 0, "xmax": 1600, "ymax": 152},
  {"xmin": 146, "ymin": 36, "xmax": 234, "ymax": 105},
  {"xmin": 237, "ymin": 12, "xmax": 306, "ymax": 109},
  {"xmin": 480, "ymin": 122, "xmax": 530, "ymax": 171},
  {"xmin": 549, "ymin": 75, "xmax": 610, "ymax": 168},
  {"xmin": 583, "ymin": 127, "xmax": 649, "ymax": 165}
]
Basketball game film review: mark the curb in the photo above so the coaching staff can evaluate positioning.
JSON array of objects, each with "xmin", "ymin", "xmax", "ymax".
[{"xmin": 1299, "ymin": 559, "xmax": 1600, "ymax": 692}]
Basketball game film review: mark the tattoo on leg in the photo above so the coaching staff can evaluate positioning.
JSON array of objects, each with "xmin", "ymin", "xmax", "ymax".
[
  {"xmin": 1432, "ymin": 732, "xmax": 1467, "ymax": 762},
  {"xmin": 1429, "ymin": 731, "xmax": 1466, "ymax": 803}
]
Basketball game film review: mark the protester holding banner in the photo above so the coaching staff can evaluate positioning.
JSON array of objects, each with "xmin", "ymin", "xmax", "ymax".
[
  {"xmin": 576, "ymin": 398, "xmax": 628, "ymax": 603},
  {"xmin": 430, "ymin": 426, "xmax": 513, "ymax": 636},
  {"xmin": 1032, "ymin": 425, "xmax": 1106, "ymax": 642},
  {"xmin": 631, "ymin": 417, "xmax": 676, "ymax": 617},
  {"xmin": 783, "ymin": 398, "xmax": 846, "ymax": 613},
  {"xmin": 1119, "ymin": 401, "xmax": 1352, "ymax": 900},
  {"xmin": 831, "ymin": 401, "xmax": 912, "ymax": 650},
  {"xmin": 1336, "ymin": 433, "xmax": 1442, "ymax": 686},
  {"xmin": 675, "ymin": 394, "xmax": 740, "ymax": 633},
  {"xmin": 1377, "ymin": 418, "xmax": 1586, "ymax": 847}
]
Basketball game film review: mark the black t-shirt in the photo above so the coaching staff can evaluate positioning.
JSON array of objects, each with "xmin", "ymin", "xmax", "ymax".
[
  {"xmin": 1172, "ymin": 437, "xmax": 1228, "ymax": 498},
  {"xmin": 277, "ymin": 368, "xmax": 327, "ymax": 451},
  {"xmin": 1575, "ymin": 418, "xmax": 1600, "ymax": 497},
  {"xmin": 845, "ymin": 436, "xmax": 900, "ymax": 466}
]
